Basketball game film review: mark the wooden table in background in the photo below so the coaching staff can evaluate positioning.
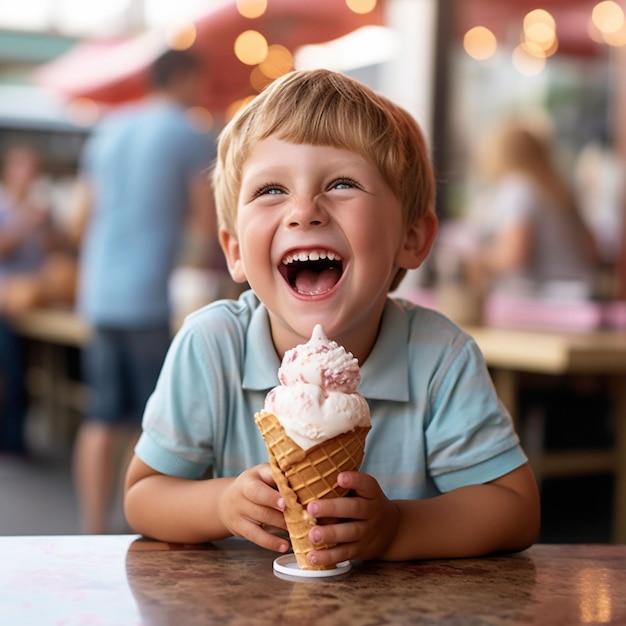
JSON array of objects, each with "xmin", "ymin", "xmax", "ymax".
[
  {"xmin": 8, "ymin": 308, "xmax": 92, "ymax": 438},
  {"xmin": 9, "ymin": 308, "xmax": 91, "ymax": 347},
  {"xmin": 466, "ymin": 325, "xmax": 626, "ymax": 544}
]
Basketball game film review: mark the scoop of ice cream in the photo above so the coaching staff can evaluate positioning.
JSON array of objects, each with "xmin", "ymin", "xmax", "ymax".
[
  {"xmin": 277, "ymin": 324, "xmax": 361, "ymax": 393},
  {"xmin": 264, "ymin": 324, "xmax": 370, "ymax": 449}
]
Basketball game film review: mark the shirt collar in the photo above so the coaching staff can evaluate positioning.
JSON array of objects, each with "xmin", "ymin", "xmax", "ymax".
[
  {"xmin": 243, "ymin": 298, "xmax": 410, "ymax": 403},
  {"xmin": 243, "ymin": 305, "xmax": 281, "ymax": 391}
]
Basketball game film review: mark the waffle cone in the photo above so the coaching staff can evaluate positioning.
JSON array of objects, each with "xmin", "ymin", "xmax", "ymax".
[{"xmin": 254, "ymin": 410, "xmax": 370, "ymax": 570}]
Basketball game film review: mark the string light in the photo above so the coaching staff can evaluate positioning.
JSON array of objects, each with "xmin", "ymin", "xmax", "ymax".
[
  {"xmin": 249, "ymin": 45, "xmax": 294, "ymax": 94},
  {"xmin": 236, "ymin": 0, "xmax": 267, "ymax": 19},
  {"xmin": 463, "ymin": 26, "xmax": 497, "ymax": 60},
  {"xmin": 592, "ymin": 1, "xmax": 625, "ymax": 34},
  {"xmin": 601, "ymin": 21, "xmax": 626, "ymax": 45},
  {"xmin": 523, "ymin": 9, "xmax": 556, "ymax": 32},
  {"xmin": 345, "ymin": 0, "xmax": 376, "ymax": 15},
  {"xmin": 165, "ymin": 23, "xmax": 196, "ymax": 50},
  {"xmin": 258, "ymin": 44, "xmax": 293, "ymax": 79},
  {"xmin": 249, "ymin": 65, "xmax": 272, "ymax": 92},
  {"xmin": 512, "ymin": 44, "xmax": 546, "ymax": 75},
  {"xmin": 522, "ymin": 9, "xmax": 558, "ymax": 58},
  {"xmin": 234, "ymin": 30, "xmax": 268, "ymax": 65}
]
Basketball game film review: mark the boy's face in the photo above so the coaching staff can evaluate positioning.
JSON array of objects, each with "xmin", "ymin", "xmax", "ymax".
[{"xmin": 220, "ymin": 137, "xmax": 433, "ymax": 360}]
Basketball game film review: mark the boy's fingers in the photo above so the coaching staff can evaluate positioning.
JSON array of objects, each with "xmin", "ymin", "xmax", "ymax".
[
  {"xmin": 242, "ymin": 519, "xmax": 290, "ymax": 553},
  {"xmin": 309, "ymin": 520, "xmax": 360, "ymax": 546},
  {"xmin": 241, "ymin": 465, "xmax": 283, "ymax": 511},
  {"xmin": 306, "ymin": 543, "xmax": 354, "ymax": 568},
  {"xmin": 338, "ymin": 471, "xmax": 379, "ymax": 498},
  {"xmin": 246, "ymin": 501, "xmax": 287, "ymax": 531},
  {"xmin": 257, "ymin": 463, "xmax": 277, "ymax": 486},
  {"xmin": 307, "ymin": 496, "xmax": 363, "ymax": 520}
]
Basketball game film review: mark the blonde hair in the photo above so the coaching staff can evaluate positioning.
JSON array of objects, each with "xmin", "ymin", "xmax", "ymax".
[
  {"xmin": 479, "ymin": 120, "xmax": 575, "ymax": 210},
  {"xmin": 213, "ymin": 68, "xmax": 435, "ymax": 241}
]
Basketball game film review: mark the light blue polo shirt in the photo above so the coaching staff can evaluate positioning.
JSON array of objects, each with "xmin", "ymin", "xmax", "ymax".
[{"xmin": 136, "ymin": 290, "xmax": 526, "ymax": 500}]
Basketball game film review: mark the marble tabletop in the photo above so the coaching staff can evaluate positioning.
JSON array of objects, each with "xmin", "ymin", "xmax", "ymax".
[{"xmin": 1, "ymin": 535, "xmax": 625, "ymax": 625}]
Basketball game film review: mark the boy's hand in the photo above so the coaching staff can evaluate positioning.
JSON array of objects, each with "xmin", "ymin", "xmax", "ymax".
[
  {"xmin": 304, "ymin": 471, "xmax": 400, "ymax": 567},
  {"xmin": 217, "ymin": 463, "xmax": 290, "ymax": 554}
]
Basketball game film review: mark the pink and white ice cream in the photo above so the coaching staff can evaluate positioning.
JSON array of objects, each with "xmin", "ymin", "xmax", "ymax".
[{"xmin": 264, "ymin": 324, "xmax": 370, "ymax": 450}]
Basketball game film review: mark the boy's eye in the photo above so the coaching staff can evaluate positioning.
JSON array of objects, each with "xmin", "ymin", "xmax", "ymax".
[
  {"xmin": 331, "ymin": 177, "xmax": 360, "ymax": 190},
  {"xmin": 255, "ymin": 184, "xmax": 285, "ymax": 197}
]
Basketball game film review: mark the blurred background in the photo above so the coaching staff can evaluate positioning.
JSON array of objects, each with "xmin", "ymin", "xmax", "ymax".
[{"xmin": 0, "ymin": 0, "xmax": 625, "ymax": 542}]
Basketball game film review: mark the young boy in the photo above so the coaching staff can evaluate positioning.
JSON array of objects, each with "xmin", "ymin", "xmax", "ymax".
[{"xmin": 124, "ymin": 69, "xmax": 540, "ymax": 566}]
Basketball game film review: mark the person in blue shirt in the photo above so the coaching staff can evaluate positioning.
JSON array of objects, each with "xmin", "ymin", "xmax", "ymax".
[
  {"xmin": 124, "ymin": 69, "xmax": 540, "ymax": 565},
  {"xmin": 73, "ymin": 49, "xmax": 216, "ymax": 534}
]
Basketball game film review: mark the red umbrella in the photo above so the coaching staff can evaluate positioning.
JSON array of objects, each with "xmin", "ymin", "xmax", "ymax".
[{"xmin": 37, "ymin": 0, "xmax": 385, "ymax": 117}]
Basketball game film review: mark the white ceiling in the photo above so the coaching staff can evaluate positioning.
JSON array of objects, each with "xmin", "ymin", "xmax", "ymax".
[{"xmin": 0, "ymin": 0, "xmax": 230, "ymax": 38}]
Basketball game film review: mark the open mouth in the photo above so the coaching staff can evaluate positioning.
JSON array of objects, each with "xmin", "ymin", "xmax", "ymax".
[{"xmin": 279, "ymin": 249, "xmax": 344, "ymax": 296}]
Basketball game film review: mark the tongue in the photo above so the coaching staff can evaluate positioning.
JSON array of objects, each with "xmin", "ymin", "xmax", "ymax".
[{"xmin": 294, "ymin": 267, "xmax": 341, "ymax": 295}]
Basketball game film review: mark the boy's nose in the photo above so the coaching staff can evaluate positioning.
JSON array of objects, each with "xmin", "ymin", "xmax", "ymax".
[{"xmin": 285, "ymin": 196, "xmax": 328, "ymax": 228}]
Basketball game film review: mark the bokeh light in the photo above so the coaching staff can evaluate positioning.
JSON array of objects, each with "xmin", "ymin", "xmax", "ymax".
[
  {"xmin": 165, "ymin": 22, "xmax": 196, "ymax": 50},
  {"xmin": 522, "ymin": 35, "xmax": 559, "ymax": 58},
  {"xmin": 601, "ymin": 20, "xmax": 626, "ymax": 45},
  {"xmin": 512, "ymin": 44, "xmax": 546, "ymax": 75},
  {"xmin": 522, "ymin": 29, "xmax": 558, "ymax": 58},
  {"xmin": 463, "ymin": 26, "xmax": 497, "ymax": 60},
  {"xmin": 345, "ymin": 0, "xmax": 376, "ymax": 15},
  {"xmin": 525, "ymin": 22, "xmax": 554, "ymax": 46},
  {"xmin": 592, "ymin": 1, "xmax": 625, "ymax": 34},
  {"xmin": 249, "ymin": 65, "xmax": 272, "ymax": 92},
  {"xmin": 521, "ymin": 9, "xmax": 558, "ymax": 58},
  {"xmin": 234, "ymin": 30, "xmax": 268, "ymax": 65},
  {"xmin": 258, "ymin": 44, "xmax": 293, "ymax": 79},
  {"xmin": 236, "ymin": 0, "xmax": 267, "ymax": 19},
  {"xmin": 185, "ymin": 106, "xmax": 213, "ymax": 132},
  {"xmin": 523, "ymin": 9, "xmax": 556, "ymax": 32},
  {"xmin": 226, "ymin": 96, "xmax": 256, "ymax": 121}
]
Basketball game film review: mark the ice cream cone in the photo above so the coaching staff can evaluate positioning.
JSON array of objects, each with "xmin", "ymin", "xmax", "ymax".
[{"xmin": 255, "ymin": 410, "xmax": 370, "ymax": 570}]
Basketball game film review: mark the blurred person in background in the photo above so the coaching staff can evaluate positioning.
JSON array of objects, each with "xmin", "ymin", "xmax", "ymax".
[
  {"xmin": 0, "ymin": 143, "xmax": 77, "ymax": 454},
  {"xmin": 455, "ymin": 121, "xmax": 612, "ymax": 469},
  {"xmin": 574, "ymin": 142, "xmax": 624, "ymax": 294},
  {"xmin": 72, "ymin": 48, "xmax": 217, "ymax": 534},
  {"xmin": 460, "ymin": 119, "xmax": 601, "ymax": 300},
  {"xmin": 0, "ymin": 145, "xmax": 52, "ymax": 285}
]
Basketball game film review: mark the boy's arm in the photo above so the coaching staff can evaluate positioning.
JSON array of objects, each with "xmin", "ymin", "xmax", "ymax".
[
  {"xmin": 383, "ymin": 462, "xmax": 540, "ymax": 560},
  {"xmin": 124, "ymin": 455, "xmax": 289, "ymax": 551},
  {"xmin": 306, "ymin": 462, "xmax": 540, "ymax": 566},
  {"xmin": 67, "ymin": 177, "xmax": 92, "ymax": 248}
]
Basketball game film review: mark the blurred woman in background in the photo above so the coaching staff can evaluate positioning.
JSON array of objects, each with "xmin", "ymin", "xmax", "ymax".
[{"xmin": 461, "ymin": 119, "xmax": 601, "ymax": 299}]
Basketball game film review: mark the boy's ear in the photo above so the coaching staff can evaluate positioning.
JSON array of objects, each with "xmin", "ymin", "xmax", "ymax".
[
  {"xmin": 396, "ymin": 211, "xmax": 439, "ymax": 270},
  {"xmin": 219, "ymin": 228, "xmax": 248, "ymax": 283}
]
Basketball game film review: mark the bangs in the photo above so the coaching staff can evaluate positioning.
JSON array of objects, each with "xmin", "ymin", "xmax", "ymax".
[{"xmin": 240, "ymin": 72, "xmax": 394, "ymax": 159}]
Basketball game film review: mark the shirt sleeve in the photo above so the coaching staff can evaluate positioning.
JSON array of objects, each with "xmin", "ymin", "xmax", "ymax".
[
  {"xmin": 135, "ymin": 317, "xmax": 218, "ymax": 479},
  {"xmin": 425, "ymin": 333, "xmax": 528, "ymax": 491}
]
